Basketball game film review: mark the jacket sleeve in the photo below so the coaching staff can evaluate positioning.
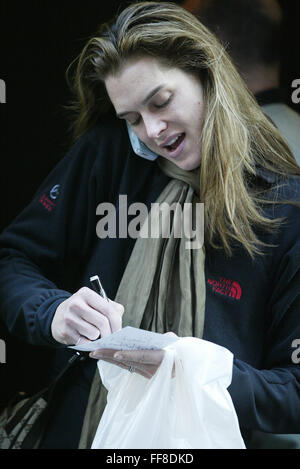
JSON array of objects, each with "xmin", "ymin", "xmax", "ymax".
[
  {"xmin": 229, "ymin": 197, "xmax": 300, "ymax": 434},
  {"xmin": 0, "ymin": 126, "xmax": 108, "ymax": 347}
]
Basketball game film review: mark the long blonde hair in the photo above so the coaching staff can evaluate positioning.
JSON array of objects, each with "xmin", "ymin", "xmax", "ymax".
[{"xmin": 66, "ymin": 1, "xmax": 300, "ymax": 257}]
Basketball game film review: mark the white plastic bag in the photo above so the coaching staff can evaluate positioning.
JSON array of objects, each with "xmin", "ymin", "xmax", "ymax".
[{"xmin": 91, "ymin": 337, "xmax": 245, "ymax": 449}]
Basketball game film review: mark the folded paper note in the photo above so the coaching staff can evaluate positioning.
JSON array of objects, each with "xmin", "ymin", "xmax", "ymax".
[{"xmin": 69, "ymin": 326, "xmax": 179, "ymax": 352}]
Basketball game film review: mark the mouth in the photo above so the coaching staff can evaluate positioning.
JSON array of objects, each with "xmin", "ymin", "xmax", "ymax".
[{"xmin": 161, "ymin": 133, "xmax": 185, "ymax": 156}]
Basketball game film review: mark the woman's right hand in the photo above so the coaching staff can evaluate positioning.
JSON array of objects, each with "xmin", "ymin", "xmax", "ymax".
[{"xmin": 51, "ymin": 287, "xmax": 124, "ymax": 346}]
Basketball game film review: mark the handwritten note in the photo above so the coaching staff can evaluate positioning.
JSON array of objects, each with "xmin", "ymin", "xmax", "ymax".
[{"xmin": 69, "ymin": 326, "xmax": 178, "ymax": 352}]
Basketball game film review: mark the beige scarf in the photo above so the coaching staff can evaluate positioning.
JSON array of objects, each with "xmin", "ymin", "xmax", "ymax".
[{"xmin": 79, "ymin": 157, "xmax": 206, "ymax": 448}]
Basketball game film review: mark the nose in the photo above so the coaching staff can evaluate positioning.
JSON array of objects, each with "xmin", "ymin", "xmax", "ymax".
[{"xmin": 143, "ymin": 115, "xmax": 167, "ymax": 140}]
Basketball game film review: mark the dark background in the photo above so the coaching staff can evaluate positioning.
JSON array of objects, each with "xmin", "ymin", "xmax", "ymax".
[{"xmin": 0, "ymin": 0, "xmax": 300, "ymax": 404}]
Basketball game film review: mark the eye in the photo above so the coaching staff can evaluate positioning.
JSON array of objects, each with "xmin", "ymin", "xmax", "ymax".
[
  {"xmin": 153, "ymin": 95, "xmax": 172, "ymax": 109},
  {"xmin": 128, "ymin": 116, "xmax": 141, "ymax": 127},
  {"xmin": 123, "ymin": 113, "xmax": 141, "ymax": 126}
]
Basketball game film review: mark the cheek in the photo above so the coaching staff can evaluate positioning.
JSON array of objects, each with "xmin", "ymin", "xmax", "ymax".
[
  {"xmin": 190, "ymin": 101, "xmax": 205, "ymax": 129},
  {"xmin": 135, "ymin": 128, "xmax": 149, "ymax": 145},
  {"xmin": 171, "ymin": 97, "xmax": 201, "ymax": 127},
  {"xmin": 132, "ymin": 127, "xmax": 156, "ymax": 151},
  {"xmin": 197, "ymin": 99, "xmax": 205, "ymax": 120}
]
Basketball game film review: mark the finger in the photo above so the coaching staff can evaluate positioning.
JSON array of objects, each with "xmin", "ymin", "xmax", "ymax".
[
  {"xmin": 89, "ymin": 348, "xmax": 164, "ymax": 364},
  {"xmin": 81, "ymin": 288, "xmax": 124, "ymax": 333},
  {"xmin": 89, "ymin": 349, "xmax": 145, "ymax": 370},
  {"xmin": 89, "ymin": 348, "xmax": 118, "ymax": 360},
  {"xmin": 113, "ymin": 349, "xmax": 165, "ymax": 365},
  {"xmin": 52, "ymin": 318, "xmax": 96, "ymax": 345},
  {"xmin": 77, "ymin": 309, "xmax": 111, "ymax": 338},
  {"xmin": 91, "ymin": 355, "xmax": 129, "ymax": 371},
  {"xmin": 89, "ymin": 348, "xmax": 137, "ymax": 367},
  {"xmin": 64, "ymin": 305, "xmax": 103, "ymax": 340},
  {"xmin": 71, "ymin": 315, "xmax": 102, "ymax": 341},
  {"xmin": 65, "ymin": 291, "xmax": 112, "ymax": 338},
  {"xmin": 75, "ymin": 336, "xmax": 93, "ymax": 346},
  {"xmin": 90, "ymin": 355, "xmax": 150, "ymax": 379},
  {"xmin": 97, "ymin": 299, "xmax": 124, "ymax": 333},
  {"xmin": 114, "ymin": 358, "xmax": 159, "ymax": 379}
]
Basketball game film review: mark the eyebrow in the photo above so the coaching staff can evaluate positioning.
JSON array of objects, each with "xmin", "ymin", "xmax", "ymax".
[{"xmin": 116, "ymin": 84, "xmax": 165, "ymax": 119}]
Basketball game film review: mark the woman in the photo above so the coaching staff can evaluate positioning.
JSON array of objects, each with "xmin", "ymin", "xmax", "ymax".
[{"xmin": 0, "ymin": 2, "xmax": 299, "ymax": 448}]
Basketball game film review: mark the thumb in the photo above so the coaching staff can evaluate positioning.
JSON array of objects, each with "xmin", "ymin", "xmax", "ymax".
[{"xmin": 75, "ymin": 336, "xmax": 93, "ymax": 346}]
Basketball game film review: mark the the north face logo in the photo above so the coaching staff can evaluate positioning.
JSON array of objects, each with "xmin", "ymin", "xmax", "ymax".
[{"xmin": 207, "ymin": 277, "xmax": 242, "ymax": 300}]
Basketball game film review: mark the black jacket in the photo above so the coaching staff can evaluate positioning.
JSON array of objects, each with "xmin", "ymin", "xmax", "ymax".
[{"xmin": 0, "ymin": 117, "xmax": 300, "ymax": 447}]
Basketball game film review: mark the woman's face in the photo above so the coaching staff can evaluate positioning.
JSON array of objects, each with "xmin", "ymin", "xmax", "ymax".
[{"xmin": 105, "ymin": 56, "xmax": 205, "ymax": 170}]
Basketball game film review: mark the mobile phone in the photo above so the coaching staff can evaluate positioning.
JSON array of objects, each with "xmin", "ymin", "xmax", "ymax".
[{"xmin": 126, "ymin": 122, "xmax": 158, "ymax": 161}]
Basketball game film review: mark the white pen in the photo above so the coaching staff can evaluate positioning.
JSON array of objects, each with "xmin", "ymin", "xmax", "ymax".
[{"xmin": 90, "ymin": 275, "xmax": 109, "ymax": 302}]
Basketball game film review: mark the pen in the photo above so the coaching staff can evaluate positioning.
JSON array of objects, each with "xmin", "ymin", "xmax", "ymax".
[{"xmin": 90, "ymin": 275, "xmax": 109, "ymax": 302}]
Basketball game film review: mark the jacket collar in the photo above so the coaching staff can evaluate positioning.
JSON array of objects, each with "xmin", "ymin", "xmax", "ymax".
[{"xmin": 255, "ymin": 166, "xmax": 277, "ymax": 184}]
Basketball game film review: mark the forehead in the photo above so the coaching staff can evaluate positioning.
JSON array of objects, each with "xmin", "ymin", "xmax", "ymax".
[
  {"xmin": 105, "ymin": 56, "xmax": 172, "ymax": 103},
  {"xmin": 107, "ymin": 56, "xmax": 204, "ymax": 112}
]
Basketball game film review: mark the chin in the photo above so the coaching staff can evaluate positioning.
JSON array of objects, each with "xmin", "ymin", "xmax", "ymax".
[{"xmin": 175, "ymin": 156, "xmax": 201, "ymax": 171}]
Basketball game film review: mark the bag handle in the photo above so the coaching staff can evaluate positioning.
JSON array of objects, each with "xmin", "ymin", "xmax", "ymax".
[{"xmin": 7, "ymin": 352, "xmax": 86, "ymax": 448}]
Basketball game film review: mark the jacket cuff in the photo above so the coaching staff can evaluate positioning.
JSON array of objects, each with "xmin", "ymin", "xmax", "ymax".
[{"xmin": 32, "ymin": 292, "xmax": 72, "ymax": 347}]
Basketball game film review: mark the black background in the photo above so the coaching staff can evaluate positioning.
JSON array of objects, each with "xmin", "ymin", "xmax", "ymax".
[{"xmin": 0, "ymin": 0, "xmax": 300, "ymax": 403}]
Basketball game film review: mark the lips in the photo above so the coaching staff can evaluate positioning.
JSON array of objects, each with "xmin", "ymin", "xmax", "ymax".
[{"xmin": 161, "ymin": 133, "xmax": 185, "ymax": 152}]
